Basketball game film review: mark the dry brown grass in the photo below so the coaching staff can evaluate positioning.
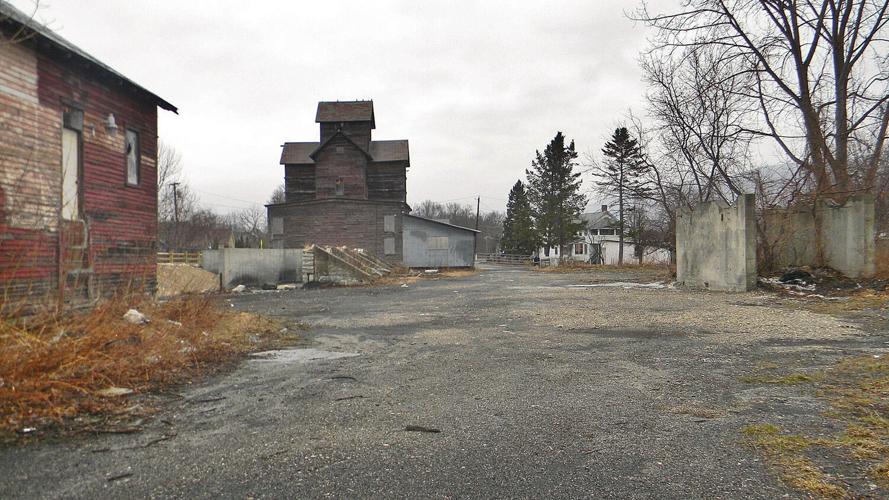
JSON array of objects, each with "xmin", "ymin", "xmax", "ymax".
[
  {"xmin": 0, "ymin": 295, "xmax": 293, "ymax": 439},
  {"xmin": 742, "ymin": 354, "xmax": 889, "ymax": 495}
]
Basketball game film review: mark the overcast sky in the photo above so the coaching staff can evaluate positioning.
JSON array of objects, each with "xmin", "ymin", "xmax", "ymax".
[{"xmin": 14, "ymin": 0, "xmax": 660, "ymax": 214}]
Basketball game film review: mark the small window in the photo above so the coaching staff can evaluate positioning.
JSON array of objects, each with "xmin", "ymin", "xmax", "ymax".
[
  {"xmin": 544, "ymin": 247, "xmax": 550, "ymax": 257},
  {"xmin": 336, "ymin": 146, "xmax": 344, "ymax": 153},
  {"xmin": 574, "ymin": 243, "xmax": 585, "ymax": 255},
  {"xmin": 590, "ymin": 229, "xmax": 599, "ymax": 235},
  {"xmin": 335, "ymin": 177, "xmax": 344, "ymax": 196},
  {"xmin": 125, "ymin": 129, "xmax": 140, "ymax": 185},
  {"xmin": 384, "ymin": 214, "xmax": 395, "ymax": 233},
  {"xmin": 384, "ymin": 237, "xmax": 395, "ymax": 255},
  {"xmin": 429, "ymin": 236, "xmax": 448, "ymax": 250},
  {"xmin": 270, "ymin": 217, "xmax": 283, "ymax": 235},
  {"xmin": 600, "ymin": 228, "xmax": 615, "ymax": 236}
]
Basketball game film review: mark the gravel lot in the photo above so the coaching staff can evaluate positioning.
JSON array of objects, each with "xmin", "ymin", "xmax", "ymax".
[{"xmin": 1, "ymin": 264, "xmax": 886, "ymax": 498}]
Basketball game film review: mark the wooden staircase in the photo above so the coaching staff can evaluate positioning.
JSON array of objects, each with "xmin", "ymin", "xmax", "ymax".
[{"xmin": 303, "ymin": 245, "xmax": 392, "ymax": 284}]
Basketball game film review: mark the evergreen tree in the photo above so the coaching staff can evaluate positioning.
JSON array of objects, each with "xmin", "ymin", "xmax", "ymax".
[
  {"xmin": 525, "ymin": 132, "xmax": 588, "ymax": 258},
  {"xmin": 596, "ymin": 127, "xmax": 649, "ymax": 265},
  {"xmin": 500, "ymin": 180, "xmax": 536, "ymax": 255}
]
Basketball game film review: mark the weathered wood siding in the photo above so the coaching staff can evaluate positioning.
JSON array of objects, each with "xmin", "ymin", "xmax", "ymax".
[{"xmin": 0, "ymin": 38, "xmax": 160, "ymax": 309}]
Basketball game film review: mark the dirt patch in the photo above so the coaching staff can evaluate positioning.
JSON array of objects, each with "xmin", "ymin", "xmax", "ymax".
[
  {"xmin": 0, "ymin": 295, "xmax": 297, "ymax": 441},
  {"xmin": 156, "ymin": 263, "xmax": 220, "ymax": 297}
]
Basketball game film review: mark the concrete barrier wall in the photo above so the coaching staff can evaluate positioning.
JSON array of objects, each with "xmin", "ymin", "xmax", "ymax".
[
  {"xmin": 201, "ymin": 248, "xmax": 303, "ymax": 288},
  {"xmin": 764, "ymin": 194, "xmax": 876, "ymax": 278},
  {"xmin": 676, "ymin": 193, "xmax": 757, "ymax": 292}
]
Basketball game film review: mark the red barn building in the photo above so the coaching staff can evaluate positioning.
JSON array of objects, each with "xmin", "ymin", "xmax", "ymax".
[
  {"xmin": 0, "ymin": 3, "xmax": 177, "ymax": 310},
  {"xmin": 268, "ymin": 101, "xmax": 410, "ymax": 260}
]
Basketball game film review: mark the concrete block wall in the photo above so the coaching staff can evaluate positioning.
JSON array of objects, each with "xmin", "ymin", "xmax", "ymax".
[
  {"xmin": 764, "ymin": 195, "xmax": 876, "ymax": 278},
  {"xmin": 201, "ymin": 248, "xmax": 303, "ymax": 289},
  {"xmin": 676, "ymin": 194, "xmax": 757, "ymax": 292}
]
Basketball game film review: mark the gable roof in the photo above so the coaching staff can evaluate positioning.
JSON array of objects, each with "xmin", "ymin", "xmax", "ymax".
[
  {"xmin": 403, "ymin": 213, "xmax": 480, "ymax": 233},
  {"xmin": 280, "ymin": 139, "xmax": 409, "ymax": 165},
  {"xmin": 309, "ymin": 129, "xmax": 373, "ymax": 160},
  {"xmin": 0, "ymin": 1, "xmax": 177, "ymax": 113},
  {"xmin": 315, "ymin": 100, "xmax": 375, "ymax": 127},
  {"xmin": 579, "ymin": 211, "xmax": 616, "ymax": 229}
]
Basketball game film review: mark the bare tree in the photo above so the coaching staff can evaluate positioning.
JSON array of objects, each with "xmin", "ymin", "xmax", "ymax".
[
  {"xmin": 267, "ymin": 184, "xmax": 286, "ymax": 205},
  {"xmin": 635, "ymin": 1, "xmax": 889, "ymax": 200}
]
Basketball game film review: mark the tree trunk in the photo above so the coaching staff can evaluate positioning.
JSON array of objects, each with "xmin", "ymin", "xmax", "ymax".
[{"xmin": 618, "ymin": 184, "xmax": 624, "ymax": 265}]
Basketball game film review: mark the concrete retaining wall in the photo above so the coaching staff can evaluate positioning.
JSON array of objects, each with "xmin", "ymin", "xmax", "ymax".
[
  {"xmin": 201, "ymin": 248, "xmax": 303, "ymax": 288},
  {"xmin": 764, "ymin": 194, "xmax": 876, "ymax": 278},
  {"xmin": 676, "ymin": 194, "xmax": 757, "ymax": 292}
]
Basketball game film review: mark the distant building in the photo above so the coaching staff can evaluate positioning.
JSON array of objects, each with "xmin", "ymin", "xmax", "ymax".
[
  {"xmin": 0, "ymin": 3, "xmax": 177, "ymax": 309},
  {"xmin": 402, "ymin": 214, "xmax": 478, "ymax": 268},
  {"xmin": 538, "ymin": 205, "xmax": 671, "ymax": 265},
  {"xmin": 267, "ymin": 101, "xmax": 409, "ymax": 260}
]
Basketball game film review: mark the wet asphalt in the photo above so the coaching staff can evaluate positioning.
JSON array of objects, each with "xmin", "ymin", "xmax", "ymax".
[{"xmin": 2, "ymin": 265, "xmax": 886, "ymax": 499}]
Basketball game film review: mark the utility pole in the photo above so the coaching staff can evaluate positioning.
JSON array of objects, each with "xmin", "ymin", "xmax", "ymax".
[
  {"xmin": 170, "ymin": 182, "xmax": 180, "ymax": 251},
  {"xmin": 170, "ymin": 182, "xmax": 180, "ymax": 224},
  {"xmin": 473, "ymin": 196, "xmax": 480, "ymax": 264}
]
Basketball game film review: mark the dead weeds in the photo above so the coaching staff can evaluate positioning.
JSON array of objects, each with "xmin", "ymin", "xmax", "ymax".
[
  {"xmin": 742, "ymin": 354, "xmax": 889, "ymax": 496},
  {"xmin": 0, "ymin": 295, "xmax": 296, "ymax": 440}
]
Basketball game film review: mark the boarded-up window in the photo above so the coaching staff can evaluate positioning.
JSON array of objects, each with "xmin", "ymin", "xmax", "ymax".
[
  {"xmin": 384, "ymin": 237, "xmax": 395, "ymax": 255},
  {"xmin": 270, "ymin": 217, "xmax": 283, "ymax": 235},
  {"xmin": 429, "ymin": 236, "xmax": 448, "ymax": 250},
  {"xmin": 384, "ymin": 214, "xmax": 395, "ymax": 233},
  {"xmin": 125, "ymin": 129, "xmax": 140, "ymax": 185}
]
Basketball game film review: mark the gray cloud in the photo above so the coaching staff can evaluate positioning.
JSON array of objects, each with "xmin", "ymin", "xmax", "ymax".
[{"xmin": 16, "ymin": 0, "xmax": 653, "ymax": 212}]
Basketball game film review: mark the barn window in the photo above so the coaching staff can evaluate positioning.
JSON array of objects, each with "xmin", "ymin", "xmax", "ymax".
[
  {"xmin": 335, "ymin": 177, "xmax": 344, "ymax": 196},
  {"xmin": 428, "ymin": 236, "xmax": 448, "ymax": 250},
  {"xmin": 270, "ymin": 217, "xmax": 283, "ymax": 235},
  {"xmin": 384, "ymin": 214, "xmax": 395, "ymax": 233},
  {"xmin": 384, "ymin": 237, "xmax": 395, "ymax": 255},
  {"xmin": 125, "ymin": 129, "xmax": 140, "ymax": 185}
]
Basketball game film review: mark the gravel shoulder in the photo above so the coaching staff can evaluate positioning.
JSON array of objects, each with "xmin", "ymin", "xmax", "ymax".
[{"xmin": 1, "ymin": 265, "xmax": 886, "ymax": 498}]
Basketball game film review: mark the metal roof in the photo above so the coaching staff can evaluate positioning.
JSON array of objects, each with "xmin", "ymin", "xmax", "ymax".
[
  {"xmin": 315, "ymin": 100, "xmax": 374, "ymax": 126},
  {"xmin": 0, "ymin": 1, "xmax": 177, "ymax": 113},
  {"xmin": 403, "ymin": 213, "xmax": 480, "ymax": 233}
]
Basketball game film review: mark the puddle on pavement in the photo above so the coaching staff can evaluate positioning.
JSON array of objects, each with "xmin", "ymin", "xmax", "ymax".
[{"xmin": 250, "ymin": 348, "xmax": 360, "ymax": 363}]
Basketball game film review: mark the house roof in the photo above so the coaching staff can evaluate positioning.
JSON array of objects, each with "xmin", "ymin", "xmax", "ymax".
[
  {"xmin": 579, "ymin": 211, "xmax": 615, "ymax": 229},
  {"xmin": 403, "ymin": 213, "xmax": 480, "ymax": 233},
  {"xmin": 280, "ymin": 139, "xmax": 409, "ymax": 165},
  {"xmin": 0, "ymin": 1, "xmax": 177, "ymax": 113},
  {"xmin": 315, "ymin": 100, "xmax": 375, "ymax": 127}
]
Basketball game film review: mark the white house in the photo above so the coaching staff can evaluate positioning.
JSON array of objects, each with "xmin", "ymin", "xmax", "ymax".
[{"xmin": 538, "ymin": 205, "xmax": 671, "ymax": 265}]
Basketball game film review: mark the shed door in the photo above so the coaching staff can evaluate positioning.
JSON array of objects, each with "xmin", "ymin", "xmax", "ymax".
[{"xmin": 61, "ymin": 127, "xmax": 80, "ymax": 221}]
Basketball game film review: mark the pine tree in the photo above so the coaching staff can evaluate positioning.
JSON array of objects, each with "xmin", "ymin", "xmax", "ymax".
[
  {"xmin": 597, "ymin": 127, "xmax": 649, "ymax": 265},
  {"xmin": 500, "ymin": 180, "xmax": 536, "ymax": 255},
  {"xmin": 525, "ymin": 132, "xmax": 588, "ymax": 259}
]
